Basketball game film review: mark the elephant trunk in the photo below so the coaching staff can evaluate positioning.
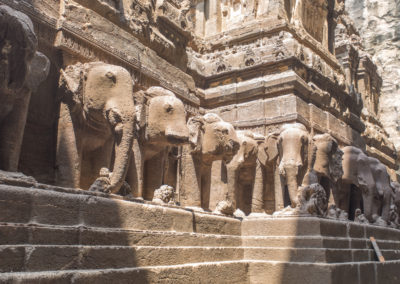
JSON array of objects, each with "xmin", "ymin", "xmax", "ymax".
[
  {"xmin": 361, "ymin": 188, "xmax": 374, "ymax": 223},
  {"xmin": 282, "ymin": 164, "xmax": 301, "ymax": 208},
  {"xmin": 107, "ymin": 119, "xmax": 135, "ymax": 194},
  {"xmin": 226, "ymin": 163, "xmax": 239, "ymax": 210}
]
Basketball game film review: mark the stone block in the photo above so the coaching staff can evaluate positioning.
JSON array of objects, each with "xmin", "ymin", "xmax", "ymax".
[
  {"xmin": 0, "ymin": 225, "xmax": 29, "ymax": 245},
  {"xmin": 348, "ymin": 222, "xmax": 366, "ymax": 239},
  {"xmin": 0, "ymin": 185, "xmax": 32, "ymax": 224},
  {"xmin": 30, "ymin": 190, "xmax": 80, "ymax": 226},
  {"xmin": 376, "ymin": 261, "xmax": 400, "ymax": 284},
  {"xmin": 331, "ymin": 263, "xmax": 360, "ymax": 284},
  {"xmin": 249, "ymin": 262, "xmax": 333, "ymax": 284},
  {"xmin": 25, "ymin": 246, "xmax": 80, "ymax": 271},
  {"xmin": 359, "ymin": 262, "xmax": 377, "ymax": 284},
  {"xmin": 0, "ymin": 246, "xmax": 25, "ymax": 272}
]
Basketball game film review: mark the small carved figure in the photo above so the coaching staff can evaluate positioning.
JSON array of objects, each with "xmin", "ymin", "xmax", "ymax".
[
  {"xmin": 354, "ymin": 208, "xmax": 369, "ymax": 224},
  {"xmin": 214, "ymin": 200, "xmax": 235, "ymax": 216},
  {"xmin": 152, "ymin": 185, "xmax": 176, "ymax": 205},
  {"xmin": 326, "ymin": 204, "xmax": 348, "ymax": 220},
  {"xmin": 297, "ymin": 183, "xmax": 328, "ymax": 216},
  {"xmin": 388, "ymin": 205, "xmax": 399, "ymax": 229}
]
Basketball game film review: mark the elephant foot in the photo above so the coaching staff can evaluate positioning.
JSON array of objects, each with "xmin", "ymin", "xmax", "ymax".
[
  {"xmin": 372, "ymin": 216, "xmax": 388, "ymax": 227},
  {"xmin": 327, "ymin": 205, "xmax": 349, "ymax": 221},
  {"xmin": 89, "ymin": 177, "xmax": 111, "ymax": 194},
  {"xmin": 233, "ymin": 209, "xmax": 246, "ymax": 218},
  {"xmin": 272, "ymin": 206, "xmax": 302, "ymax": 217},
  {"xmin": 213, "ymin": 200, "xmax": 234, "ymax": 216},
  {"xmin": 247, "ymin": 212, "xmax": 271, "ymax": 219}
]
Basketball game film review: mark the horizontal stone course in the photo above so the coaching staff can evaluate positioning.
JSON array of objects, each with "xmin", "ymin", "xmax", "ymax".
[{"xmin": 2, "ymin": 184, "xmax": 400, "ymax": 282}]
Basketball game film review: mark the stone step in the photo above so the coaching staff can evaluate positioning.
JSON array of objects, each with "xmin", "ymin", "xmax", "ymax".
[
  {"xmin": 0, "ymin": 223, "xmax": 242, "ymax": 247},
  {"xmin": 242, "ymin": 217, "xmax": 400, "ymax": 241},
  {"xmin": 248, "ymin": 260, "xmax": 400, "ymax": 284},
  {"xmin": 0, "ymin": 245, "xmax": 244, "ymax": 272},
  {"xmin": 1, "ymin": 260, "xmax": 400, "ymax": 284},
  {"xmin": 0, "ymin": 185, "xmax": 241, "ymax": 236},
  {"xmin": 3, "ymin": 223, "xmax": 400, "ymax": 252},
  {"xmin": 2, "ymin": 244, "xmax": 400, "ymax": 273},
  {"xmin": 243, "ymin": 236, "xmax": 400, "ymax": 250}
]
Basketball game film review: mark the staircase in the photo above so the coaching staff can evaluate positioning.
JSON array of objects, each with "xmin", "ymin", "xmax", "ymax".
[{"xmin": 1, "ymin": 184, "xmax": 400, "ymax": 283}]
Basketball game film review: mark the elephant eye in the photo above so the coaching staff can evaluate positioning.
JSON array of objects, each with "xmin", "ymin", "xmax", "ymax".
[
  {"xmin": 165, "ymin": 104, "xmax": 174, "ymax": 113},
  {"xmin": 222, "ymin": 129, "xmax": 229, "ymax": 135}
]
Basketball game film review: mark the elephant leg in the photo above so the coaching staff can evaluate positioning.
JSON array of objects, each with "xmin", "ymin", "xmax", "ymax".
[
  {"xmin": 361, "ymin": 186, "xmax": 374, "ymax": 222},
  {"xmin": 143, "ymin": 151, "xmax": 165, "ymax": 200},
  {"xmin": 56, "ymin": 103, "xmax": 83, "ymax": 188},
  {"xmin": 126, "ymin": 139, "xmax": 144, "ymax": 198},
  {"xmin": 274, "ymin": 163, "xmax": 285, "ymax": 211},
  {"xmin": 226, "ymin": 163, "xmax": 239, "ymax": 210},
  {"xmin": 0, "ymin": 93, "xmax": 31, "ymax": 171},
  {"xmin": 381, "ymin": 190, "xmax": 392, "ymax": 223},
  {"xmin": 284, "ymin": 166, "xmax": 300, "ymax": 208},
  {"xmin": 80, "ymin": 138, "xmax": 113, "ymax": 190},
  {"xmin": 201, "ymin": 164, "xmax": 212, "ymax": 211},
  {"xmin": 179, "ymin": 146, "xmax": 202, "ymax": 208},
  {"xmin": 335, "ymin": 182, "xmax": 351, "ymax": 214},
  {"xmin": 251, "ymin": 161, "xmax": 265, "ymax": 213}
]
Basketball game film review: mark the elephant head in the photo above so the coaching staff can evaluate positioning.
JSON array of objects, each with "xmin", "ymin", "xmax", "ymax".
[
  {"xmin": 188, "ymin": 113, "xmax": 240, "ymax": 164},
  {"xmin": 312, "ymin": 134, "xmax": 342, "ymax": 180},
  {"xmin": 0, "ymin": 5, "xmax": 37, "ymax": 96},
  {"xmin": 264, "ymin": 123, "xmax": 309, "ymax": 207},
  {"xmin": 368, "ymin": 157, "xmax": 392, "ymax": 224},
  {"xmin": 392, "ymin": 181, "xmax": 400, "ymax": 207},
  {"xmin": 59, "ymin": 62, "xmax": 135, "ymax": 194},
  {"xmin": 229, "ymin": 131, "xmax": 263, "ymax": 169},
  {"xmin": 142, "ymin": 86, "xmax": 189, "ymax": 146}
]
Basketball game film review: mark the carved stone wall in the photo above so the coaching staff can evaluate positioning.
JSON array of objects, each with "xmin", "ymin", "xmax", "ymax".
[{"xmin": 346, "ymin": 0, "xmax": 400, "ymax": 160}]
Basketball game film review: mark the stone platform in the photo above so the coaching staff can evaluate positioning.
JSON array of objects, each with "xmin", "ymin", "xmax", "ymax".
[{"xmin": 1, "ymin": 184, "xmax": 400, "ymax": 283}]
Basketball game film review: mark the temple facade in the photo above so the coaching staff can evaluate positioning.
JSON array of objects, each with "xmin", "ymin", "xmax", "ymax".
[{"xmin": 1, "ymin": 0, "xmax": 400, "ymax": 283}]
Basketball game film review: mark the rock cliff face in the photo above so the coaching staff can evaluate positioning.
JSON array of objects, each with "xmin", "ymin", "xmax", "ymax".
[{"xmin": 346, "ymin": 0, "xmax": 400, "ymax": 151}]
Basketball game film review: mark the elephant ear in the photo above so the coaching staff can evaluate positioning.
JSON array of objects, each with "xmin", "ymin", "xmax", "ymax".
[
  {"xmin": 25, "ymin": 52, "xmax": 50, "ymax": 92},
  {"xmin": 134, "ymin": 90, "xmax": 147, "ymax": 130},
  {"xmin": 58, "ymin": 63, "xmax": 85, "ymax": 104},
  {"xmin": 187, "ymin": 115, "xmax": 204, "ymax": 152},
  {"xmin": 259, "ymin": 132, "xmax": 280, "ymax": 165},
  {"xmin": 356, "ymin": 157, "xmax": 375, "ymax": 190}
]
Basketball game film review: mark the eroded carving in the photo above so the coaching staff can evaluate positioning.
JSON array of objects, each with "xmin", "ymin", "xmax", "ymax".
[
  {"xmin": 0, "ymin": 5, "xmax": 49, "ymax": 172},
  {"xmin": 56, "ymin": 62, "xmax": 135, "ymax": 194}
]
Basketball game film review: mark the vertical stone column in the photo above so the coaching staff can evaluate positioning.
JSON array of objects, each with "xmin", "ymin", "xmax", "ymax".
[
  {"xmin": 205, "ymin": 0, "xmax": 220, "ymax": 37},
  {"xmin": 195, "ymin": 1, "xmax": 206, "ymax": 36}
]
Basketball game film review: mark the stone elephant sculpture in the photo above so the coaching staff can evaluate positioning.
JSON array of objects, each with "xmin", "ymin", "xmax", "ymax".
[
  {"xmin": 335, "ymin": 146, "xmax": 392, "ymax": 224},
  {"xmin": 0, "ymin": 5, "xmax": 50, "ymax": 171},
  {"xmin": 303, "ymin": 133, "xmax": 344, "ymax": 201},
  {"xmin": 264, "ymin": 123, "xmax": 309, "ymax": 208},
  {"xmin": 125, "ymin": 87, "xmax": 190, "ymax": 200},
  {"xmin": 225, "ymin": 131, "xmax": 265, "ymax": 214},
  {"xmin": 56, "ymin": 62, "xmax": 135, "ymax": 194},
  {"xmin": 179, "ymin": 113, "xmax": 240, "ymax": 211}
]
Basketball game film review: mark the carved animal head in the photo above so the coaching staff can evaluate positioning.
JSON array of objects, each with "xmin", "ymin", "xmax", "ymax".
[
  {"xmin": 188, "ymin": 113, "xmax": 240, "ymax": 163},
  {"xmin": 265, "ymin": 123, "xmax": 309, "ymax": 178},
  {"xmin": 144, "ymin": 86, "xmax": 189, "ymax": 145},
  {"xmin": 0, "ymin": 5, "xmax": 37, "ymax": 94},
  {"xmin": 312, "ymin": 133, "xmax": 343, "ymax": 181},
  {"xmin": 232, "ymin": 131, "xmax": 264, "ymax": 167}
]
